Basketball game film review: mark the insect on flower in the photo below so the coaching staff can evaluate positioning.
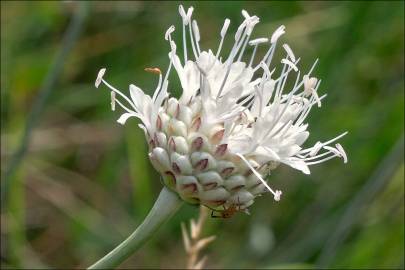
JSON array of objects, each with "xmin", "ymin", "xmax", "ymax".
[
  {"xmin": 211, "ymin": 205, "xmax": 241, "ymax": 219},
  {"xmin": 95, "ymin": 5, "xmax": 348, "ymax": 217},
  {"xmin": 209, "ymin": 197, "xmax": 249, "ymax": 218}
]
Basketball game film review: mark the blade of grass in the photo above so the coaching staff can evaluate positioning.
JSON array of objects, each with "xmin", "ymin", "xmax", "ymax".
[
  {"xmin": 317, "ymin": 133, "xmax": 404, "ymax": 267},
  {"xmin": 1, "ymin": 2, "xmax": 89, "ymax": 209}
]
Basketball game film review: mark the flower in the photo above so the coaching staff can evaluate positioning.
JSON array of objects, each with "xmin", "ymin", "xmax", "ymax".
[{"xmin": 95, "ymin": 6, "xmax": 348, "ymax": 212}]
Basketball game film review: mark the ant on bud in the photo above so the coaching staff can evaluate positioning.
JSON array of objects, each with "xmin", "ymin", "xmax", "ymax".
[{"xmin": 209, "ymin": 197, "xmax": 250, "ymax": 218}]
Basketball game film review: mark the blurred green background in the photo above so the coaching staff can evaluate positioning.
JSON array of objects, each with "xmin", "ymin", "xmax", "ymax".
[{"xmin": 1, "ymin": 1, "xmax": 404, "ymax": 269}]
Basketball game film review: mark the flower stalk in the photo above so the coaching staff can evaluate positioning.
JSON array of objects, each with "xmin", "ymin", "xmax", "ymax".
[{"xmin": 88, "ymin": 187, "xmax": 183, "ymax": 269}]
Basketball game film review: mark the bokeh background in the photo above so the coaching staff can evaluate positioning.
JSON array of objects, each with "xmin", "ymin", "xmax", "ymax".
[{"xmin": 1, "ymin": 1, "xmax": 404, "ymax": 269}]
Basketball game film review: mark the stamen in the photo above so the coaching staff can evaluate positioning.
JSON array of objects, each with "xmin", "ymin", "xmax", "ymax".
[
  {"xmin": 146, "ymin": 68, "xmax": 163, "ymax": 102},
  {"xmin": 237, "ymin": 17, "xmax": 259, "ymax": 62},
  {"xmin": 305, "ymin": 153, "xmax": 340, "ymax": 165},
  {"xmin": 276, "ymin": 58, "xmax": 301, "ymax": 101},
  {"xmin": 117, "ymin": 112, "xmax": 137, "ymax": 125},
  {"xmin": 237, "ymin": 33, "xmax": 250, "ymax": 62},
  {"xmin": 170, "ymin": 40, "xmax": 177, "ymax": 53},
  {"xmin": 241, "ymin": 9, "xmax": 250, "ymax": 19},
  {"xmin": 235, "ymin": 21, "xmax": 246, "ymax": 41},
  {"xmin": 188, "ymin": 19, "xmax": 199, "ymax": 59},
  {"xmin": 221, "ymin": 18, "xmax": 231, "ymax": 38},
  {"xmin": 323, "ymin": 145, "xmax": 342, "ymax": 157},
  {"xmin": 216, "ymin": 18, "xmax": 230, "ymax": 59},
  {"xmin": 237, "ymin": 153, "xmax": 282, "ymax": 201},
  {"xmin": 294, "ymin": 94, "xmax": 326, "ymax": 126},
  {"xmin": 322, "ymin": 132, "xmax": 348, "ymax": 146},
  {"xmin": 182, "ymin": 21, "xmax": 188, "ymax": 62},
  {"xmin": 309, "ymin": 142, "xmax": 323, "ymax": 156},
  {"xmin": 178, "ymin": 5, "xmax": 188, "ymax": 24},
  {"xmin": 179, "ymin": 6, "xmax": 189, "ymax": 62},
  {"xmin": 249, "ymin": 45, "xmax": 258, "ymax": 67},
  {"xmin": 336, "ymin": 143, "xmax": 348, "ymax": 163},
  {"xmin": 261, "ymin": 99, "xmax": 293, "ymax": 142},
  {"xmin": 245, "ymin": 16, "xmax": 259, "ymax": 36},
  {"xmin": 281, "ymin": 58, "xmax": 298, "ymax": 72},
  {"xmin": 271, "ymin": 25, "xmax": 285, "ymax": 44},
  {"xmin": 249, "ymin": 38, "xmax": 269, "ymax": 67},
  {"xmin": 293, "ymin": 71, "xmax": 301, "ymax": 91},
  {"xmin": 186, "ymin": 6, "xmax": 194, "ymax": 23},
  {"xmin": 100, "ymin": 78, "xmax": 136, "ymax": 111},
  {"xmin": 260, "ymin": 61, "xmax": 272, "ymax": 78},
  {"xmin": 282, "ymin": 44, "xmax": 296, "ymax": 62},
  {"xmin": 277, "ymin": 60, "xmax": 318, "ymax": 105},
  {"xmin": 303, "ymin": 150, "xmax": 334, "ymax": 161},
  {"xmin": 303, "ymin": 75, "xmax": 318, "ymax": 95},
  {"xmin": 192, "ymin": 20, "xmax": 201, "ymax": 54},
  {"xmin": 114, "ymin": 97, "xmax": 137, "ymax": 114},
  {"xmin": 249, "ymin": 38, "xmax": 269, "ymax": 46},
  {"xmin": 162, "ymin": 60, "xmax": 173, "ymax": 89},
  {"xmin": 165, "ymin": 25, "xmax": 175, "ymax": 41},
  {"xmin": 307, "ymin": 58, "xmax": 319, "ymax": 75},
  {"xmin": 264, "ymin": 43, "xmax": 276, "ymax": 67},
  {"xmin": 295, "ymin": 93, "xmax": 327, "ymax": 125},
  {"xmin": 110, "ymin": 91, "xmax": 116, "ymax": 111},
  {"xmin": 300, "ymin": 132, "xmax": 348, "ymax": 155}
]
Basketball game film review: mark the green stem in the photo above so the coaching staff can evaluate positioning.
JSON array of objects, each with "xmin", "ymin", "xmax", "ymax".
[{"xmin": 88, "ymin": 187, "xmax": 183, "ymax": 269}]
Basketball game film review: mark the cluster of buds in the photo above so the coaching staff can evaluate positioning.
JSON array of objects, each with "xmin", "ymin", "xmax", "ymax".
[{"xmin": 95, "ymin": 6, "xmax": 347, "ymax": 213}]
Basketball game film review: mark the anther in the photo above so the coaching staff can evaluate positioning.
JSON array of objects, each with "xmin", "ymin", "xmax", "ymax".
[
  {"xmin": 95, "ymin": 68, "xmax": 106, "ymax": 88},
  {"xmin": 282, "ymin": 43, "xmax": 296, "ymax": 62},
  {"xmin": 165, "ymin": 25, "xmax": 175, "ymax": 41},
  {"xmin": 271, "ymin": 25, "xmax": 285, "ymax": 44},
  {"xmin": 144, "ymin": 67, "xmax": 162, "ymax": 74},
  {"xmin": 220, "ymin": 19, "xmax": 231, "ymax": 38},
  {"xmin": 336, "ymin": 143, "xmax": 348, "ymax": 163},
  {"xmin": 110, "ymin": 91, "xmax": 116, "ymax": 111},
  {"xmin": 249, "ymin": 38, "xmax": 268, "ymax": 46}
]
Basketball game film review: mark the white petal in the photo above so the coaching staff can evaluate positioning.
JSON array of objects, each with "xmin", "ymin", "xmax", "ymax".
[
  {"xmin": 129, "ymin": 84, "xmax": 146, "ymax": 111},
  {"xmin": 295, "ymin": 131, "xmax": 309, "ymax": 146},
  {"xmin": 285, "ymin": 159, "xmax": 310, "ymax": 174},
  {"xmin": 179, "ymin": 61, "xmax": 200, "ymax": 103}
]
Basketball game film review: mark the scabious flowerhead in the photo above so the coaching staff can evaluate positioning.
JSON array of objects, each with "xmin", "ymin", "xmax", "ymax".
[{"xmin": 95, "ymin": 6, "xmax": 348, "ymax": 213}]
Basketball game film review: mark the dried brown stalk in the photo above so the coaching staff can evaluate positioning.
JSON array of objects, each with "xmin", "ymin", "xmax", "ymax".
[{"xmin": 181, "ymin": 206, "xmax": 216, "ymax": 269}]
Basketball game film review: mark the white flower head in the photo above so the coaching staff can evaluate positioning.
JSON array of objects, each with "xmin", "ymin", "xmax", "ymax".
[{"xmin": 95, "ymin": 7, "xmax": 348, "ymax": 214}]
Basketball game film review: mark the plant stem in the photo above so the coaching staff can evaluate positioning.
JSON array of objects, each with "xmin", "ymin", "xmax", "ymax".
[{"xmin": 88, "ymin": 187, "xmax": 183, "ymax": 269}]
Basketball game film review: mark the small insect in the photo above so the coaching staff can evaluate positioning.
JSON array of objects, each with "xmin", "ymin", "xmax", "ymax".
[
  {"xmin": 210, "ymin": 198, "xmax": 249, "ymax": 219},
  {"xmin": 211, "ymin": 205, "xmax": 240, "ymax": 219}
]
